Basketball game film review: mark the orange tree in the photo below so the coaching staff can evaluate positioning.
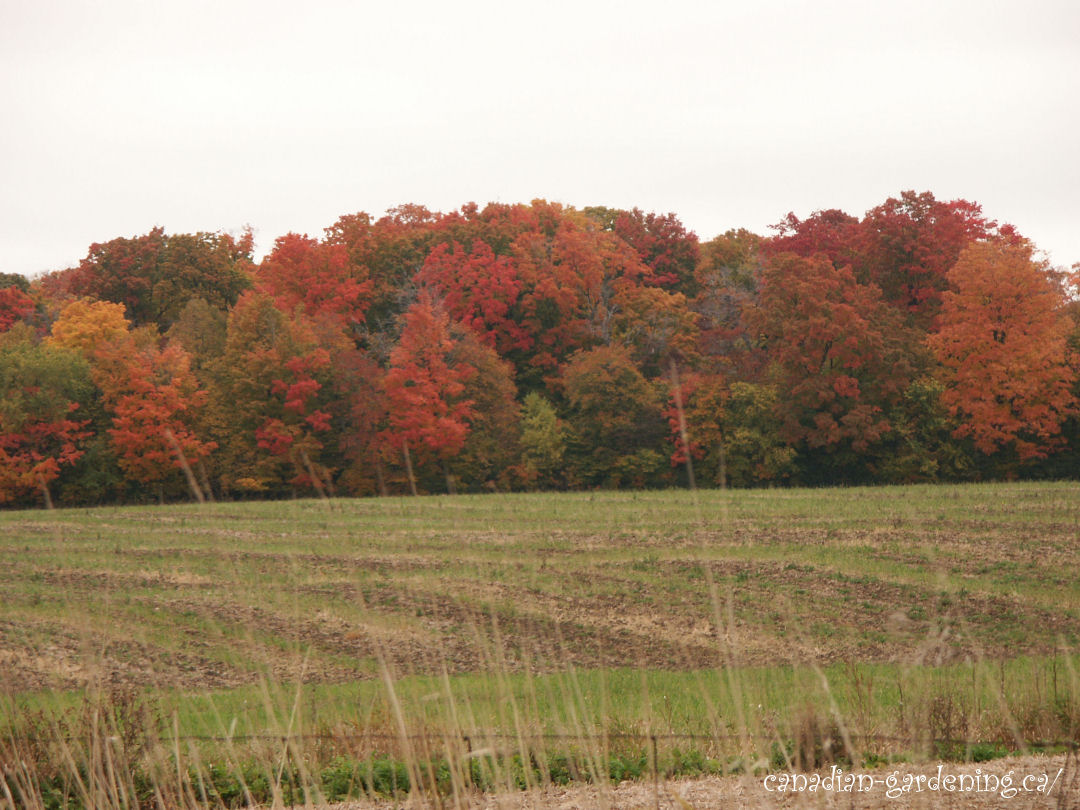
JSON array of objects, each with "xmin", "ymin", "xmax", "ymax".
[{"xmin": 929, "ymin": 239, "xmax": 1077, "ymax": 463}]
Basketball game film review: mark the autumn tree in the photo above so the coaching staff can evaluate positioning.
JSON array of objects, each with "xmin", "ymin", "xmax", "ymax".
[
  {"xmin": 585, "ymin": 207, "xmax": 700, "ymax": 291},
  {"xmin": 381, "ymin": 296, "xmax": 477, "ymax": 492},
  {"xmin": 664, "ymin": 373, "xmax": 796, "ymax": 487},
  {"xmin": 763, "ymin": 209, "xmax": 860, "ymax": 270},
  {"xmin": 165, "ymin": 298, "xmax": 229, "ymax": 376},
  {"xmin": 96, "ymin": 334, "xmax": 217, "ymax": 498},
  {"xmin": 519, "ymin": 392, "xmax": 568, "ymax": 488},
  {"xmin": 512, "ymin": 204, "xmax": 653, "ymax": 382},
  {"xmin": 416, "ymin": 240, "xmax": 531, "ymax": 357},
  {"xmin": 856, "ymin": 191, "xmax": 995, "ymax": 328},
  {"xmin": 255, "ymin": 233, "xmax": 373, "ymax": 331},
  {"xmin": 47, "ymin": 299, "xmax": 130, "ymax": 355},
  {"xmin": 560, "ymin": 344, "xmax": 667, "ymax": 487},
  {"xmin": 61, "ymin": 228, "xmax": 252, "ymax": 329},
  {"xmin": 692, "ymin": 229, "xmax": 764, "ymax": 378},
  {"xmin": 0, "ymin": 286, "xmax": 35, "ymax": 333},
  {"xmin": 209, "ymin": 292, "xmax": 340, "ymax": 496},
  {"xmin": 877, "ymin": 377, "xmax": 974, "ymax": 482},
  {"xmin": 613, "ymin": 285, "xmax": 699, "ymax": 377},
  {"xmin": 49, "ymin": 300, "xmax": 216, "ymax": 498},
  {"xmin": 750, "ymin": 253, "xmax": 914, "ymax": 480},
  {"xmin": 0, "ymin": 325, "xmax": 93, "ymax": 506},
  {"xmin": 928, "ymin": 239, "xmax": 1077, "ymax": 462},
  {"xmin": 325, "ymin": 205, "xmax": 440, "ymax": 337},
  {"xmin": 448, "ymin": 327, "xmax": 521, "ymax": 491},
  {"xmin": 334, "ymin": 347, "xmax": 391, "ymax": 496}
]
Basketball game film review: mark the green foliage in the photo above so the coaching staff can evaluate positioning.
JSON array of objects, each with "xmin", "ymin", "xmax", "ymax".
[
  {"xmin": 561, "ymin": 345, "xmax": 668, "ymax": 487},
  {"xmin": 519, "ymin": 392, "xmax": 567, "ymax": 488},
  {"xmin": 878, "ymin": 377, "xmax": 974, "ymax": 482},
  {"xmin": 723, "ymin": 382, "xmax": 798, "ymax": 486}
]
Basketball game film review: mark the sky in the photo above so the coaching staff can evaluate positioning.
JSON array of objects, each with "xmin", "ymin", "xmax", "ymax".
[{"xmin": 2, "ymin": 0, "xmax": 1078, "ymax": 279}]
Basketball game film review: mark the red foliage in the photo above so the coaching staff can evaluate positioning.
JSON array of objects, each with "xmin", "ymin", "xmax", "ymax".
[
  {"xmin": 0, "ymin": 287, "xmax": 34, "ymax": 332},
  {"xmin": 257, "ymin": 233, "xmax": 373, "ymax": 328},
  {"xmin": 857, "ymin": 191, "xmax": 994, "ymax": 326},
  {"xmin": 417, "ymin": 241, "xmax": 532, "ymax": 355},
  {"xmin": 382, "ymin": 296, "xmax": 477, "ymax": 460},
  {"xmin": 97, "ymin": 339, "xmax": 217, "ymax": 485},
  {"xmin": 751, "ymin": 253, "xmax": 911, "ymax": 452}
]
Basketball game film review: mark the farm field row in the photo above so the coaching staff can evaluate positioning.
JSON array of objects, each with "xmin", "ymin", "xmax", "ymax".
[{"xmin": 3, "ymin": 483, "xmax": 1080, "ymax": 808}]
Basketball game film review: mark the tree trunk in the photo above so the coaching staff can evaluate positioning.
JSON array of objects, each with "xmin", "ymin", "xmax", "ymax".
[
  {"xmin": 196, "ymin": 460, "xmax": 215, "ymax": 503},
  {"xmin": 164, "ymin": 428, "xmax": 205, "ymax": 504},
  {"xmin": 402, "ymin": 439, "xmax": 418, "ymax": 496},
  {"xmin": 37, "ymin": 474, "xmax": 54, "ymax": 510},
  {"xmin": 668, "ymin": 360, "xmax": 696, "ymax": 490},
  {"xmin": 375, "ymin": 457, "xmax": 388, "ymax": 497},
  {"xmin": 298, "ymin": 448, "xmax": 330, "ymax": 504},
  {"xmin": 443, "ymin": 458, "xmax": 456, "ymax": 495}
]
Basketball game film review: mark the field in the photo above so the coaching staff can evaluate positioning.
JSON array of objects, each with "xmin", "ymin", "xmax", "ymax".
[{"xmin": 3, "ymin": 482, "xmax": 1080, "ymax": 807}]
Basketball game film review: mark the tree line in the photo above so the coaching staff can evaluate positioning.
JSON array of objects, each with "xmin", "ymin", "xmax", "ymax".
[{"xmin": 1, "ymin": 192, "xmax": 1077, "ymax": 506}]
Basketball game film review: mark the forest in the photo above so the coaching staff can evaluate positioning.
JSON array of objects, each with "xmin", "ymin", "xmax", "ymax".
[{"xmin": 1, "ymin": 191, "xmax": 1077, "ymax": 507}]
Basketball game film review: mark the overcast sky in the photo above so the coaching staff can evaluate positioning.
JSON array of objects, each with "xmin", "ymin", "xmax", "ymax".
[{"xmin": 3, "ymin": 0, "xmax": 1078, "ymax": 278}]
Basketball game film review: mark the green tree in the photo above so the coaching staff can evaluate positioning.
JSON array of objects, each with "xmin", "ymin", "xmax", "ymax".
[
  {"xmin": 0, "ymin": 325, "xmax": 95, "ymax": 506},
  {"xmin": 520, "ymin": 392, "xmax": 567, "ymax": 488},
  {"xmin": 561, "ymin": 345, "xmax": 667, "ymax": 487}
]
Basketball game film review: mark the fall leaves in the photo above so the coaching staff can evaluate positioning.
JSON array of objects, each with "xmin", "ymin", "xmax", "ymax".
[{"xmin": 1, "ymin": 193, "xmax": 1077, "ymax": 506}]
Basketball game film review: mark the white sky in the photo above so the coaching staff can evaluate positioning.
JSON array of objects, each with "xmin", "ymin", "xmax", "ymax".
[{"xmin": 2, "ymin": 0, "xmax": 1078, "ymax": 278}]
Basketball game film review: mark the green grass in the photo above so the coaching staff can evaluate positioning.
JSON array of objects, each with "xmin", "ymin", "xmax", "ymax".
[{"xmin": 3, "ymin": 482, "xmax": 1080, "ymax": 806}]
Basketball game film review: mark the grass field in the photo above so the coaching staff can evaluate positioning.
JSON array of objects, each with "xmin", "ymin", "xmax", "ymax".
[{"xmin": 3, "ymin": 482, "xmax": 1080, "ymax": 806}]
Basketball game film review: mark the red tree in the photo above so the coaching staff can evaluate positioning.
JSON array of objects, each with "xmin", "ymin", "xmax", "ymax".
[
  {"xmin": 856, "ymin": 191, "xmax": 995, "ymax": 327},
  {"xmin": 750, "ymin": 253, "xmax": 913, "ymax": 457},
  {"xmin": 256, "ymin": 233, "xmax": 373, "ymax": 330},
  {"xmin": 99, "ymin": 338, "xmax": 217, "ymax": 489},
  {"xmin": 381, "ymin": 296, "xmax": 477, "ymax": 465},
  {"xmin": 417, "ymin": 240, "xmax": 531, "ymax": 355},
  {"xmin": 0, "ymin": 287, "xmax": 34, "ymax": 332}
]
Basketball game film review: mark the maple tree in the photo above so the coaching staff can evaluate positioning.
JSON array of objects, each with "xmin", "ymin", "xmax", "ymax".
[
  {"xmin": 256, "ymin": 233, "xmax": 373, "ymax": 331},
  {"xmin": 47, "ymin": 299, "xmax": 131, "ymax": 355},
  {"xmin": 856, "ymin": 191, "xmax": 995, "ymax": 328},
  {"xmin": 586, "ymin": 207, "xmax": 700, "ymax": 290},
  {"xmin": 381, "ymin": 296, "xmax": 477, "ymax": 489},
  {"xmin": 512, "ymin": 205, "xmax": 653, "ymax": 378},
  {"xmin": 447, "ymin": 325, "xmax": 521, "ymax": 491},
  {"xmin": 95, "ymin": 333, "xmax": 217, "ymax": 494},
  {"xmin": 928, "ymin": 239, "xmax": 1077, "ymax": 460},
  {"xmin": 764, "ymin": 208, "xmax": 860, "ymax": 270},
  {"xmin": 416, "ymin": 240, "xmax": 531, "ymax": 356},
  {"xmin": 750, "ymin": 252, "xmax": 914, "ymax": 475},
  {"xmin": 0, "ymin": 286, "xmax": 35, "ymax": 333}
]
